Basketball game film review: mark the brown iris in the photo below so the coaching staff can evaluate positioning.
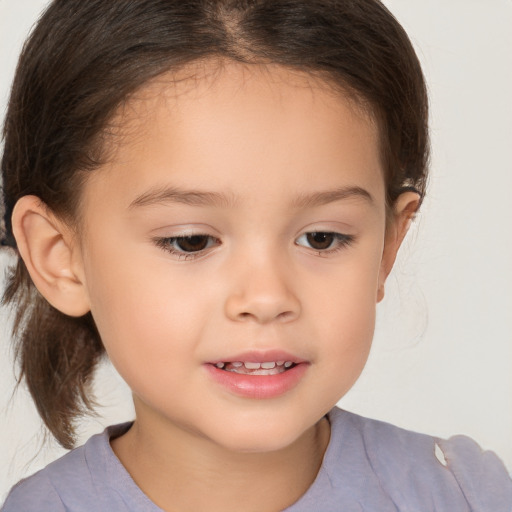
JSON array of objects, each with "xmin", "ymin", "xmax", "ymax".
[
  {"xmin": 176, "ymin": 235, "xmax": 209, "ymax": 252},
  {"xmin": 306, "ymin": 232, "xmax": 334, "ymax": 250}
]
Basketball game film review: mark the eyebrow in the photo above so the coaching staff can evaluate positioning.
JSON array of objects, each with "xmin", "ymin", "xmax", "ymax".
[
  {"xmin": 128, "ymin": 185, "xmax": 373, "ymax": 210},
  {"xmin": 128, "ymin": 186, "xmax": 235, "ymax": 209},
  {"xmin": 291, "ymin": 186, "xmax": 374, "ymax": 208}
]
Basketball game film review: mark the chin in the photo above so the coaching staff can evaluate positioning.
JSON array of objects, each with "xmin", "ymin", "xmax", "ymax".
[
  {"xmin": 208, "ymin": 416, "xmax": 317, "ymax": 455},
  {"xmin": 220, "ymin": 434, "xmax": 300, "ymax": 455}
]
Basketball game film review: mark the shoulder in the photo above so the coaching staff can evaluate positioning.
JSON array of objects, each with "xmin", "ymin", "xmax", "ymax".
[
  {"xmin": 326, "ymin": 408, "xmax": 512, "ymax": 511},
  {"xmin": 1, "ymin": 471, "xmax": 66, "ymax": 512},
  {"xmin": 1, "ymin": 423, "xmax": 134, "ymax": 512},
  {"xmin": 435, "ymin": 434, "xmax": 512, "ymax": 511}
]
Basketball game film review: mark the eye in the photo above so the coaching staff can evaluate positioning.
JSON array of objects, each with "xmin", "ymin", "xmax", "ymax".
[
  {"xmin": 295, "ymin": 231, "xmax": 354, "ymax": 253},
  {"xmin": 173, "ymin": 235, "xmax": 210, "ymax": 252},
  {"xmin": 154, "ymin": 234, "xmax": 219, "ymax": 259}
]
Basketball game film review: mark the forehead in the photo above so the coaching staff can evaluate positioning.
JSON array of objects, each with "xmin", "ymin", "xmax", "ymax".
[
  {"xmin": 107, "ymin": 59, "xmax": 378, "ymax": 156},
  {"xmin": 118, "ymin": 58, "xmax": 373, "ymax": 117},
  {"xmin": 85, "ymin": 60, "xmax": 384, "ymax": 212}
]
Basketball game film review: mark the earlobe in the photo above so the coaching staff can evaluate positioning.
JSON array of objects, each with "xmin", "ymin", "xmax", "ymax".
[
  {"xmin": 377, "ymin": 191, "xmax": 421, "ymax": 303},
  {"xmin": 12, "ymin": 195, "xmax": 91, "ymax": 317}
]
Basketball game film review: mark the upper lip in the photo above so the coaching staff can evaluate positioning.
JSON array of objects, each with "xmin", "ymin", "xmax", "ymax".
[{"xmin": 207, "ymin": 349, "xmax": 308, "ymax": 365}]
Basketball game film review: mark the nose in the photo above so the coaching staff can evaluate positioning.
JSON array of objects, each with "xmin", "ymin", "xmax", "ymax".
[{"xmin": 224, "ymin": 255, "xmax": 301, "ymax": 324}]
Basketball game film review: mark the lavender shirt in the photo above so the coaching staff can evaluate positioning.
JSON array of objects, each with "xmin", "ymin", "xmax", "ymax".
[{"xmin": 2, "ymin": 407, "xmax": 512, "ymax": 511}]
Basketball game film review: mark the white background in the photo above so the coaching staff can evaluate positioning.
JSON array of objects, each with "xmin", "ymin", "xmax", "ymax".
[{"xmin": 1, "ymin": 0, "xmax": 511, "ymax": 499}]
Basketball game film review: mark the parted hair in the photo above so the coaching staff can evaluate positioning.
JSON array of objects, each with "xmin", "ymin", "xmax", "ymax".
[{"xmin": 0, "ymin": 0, "xmax": 429, "ymax": 448}]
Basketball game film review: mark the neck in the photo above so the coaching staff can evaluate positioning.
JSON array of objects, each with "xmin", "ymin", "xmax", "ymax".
[{"xmin": 111, "ymin": 402, "xmax": 331, "ymax": 512}]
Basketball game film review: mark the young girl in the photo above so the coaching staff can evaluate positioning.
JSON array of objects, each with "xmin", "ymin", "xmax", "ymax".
[{"xmin": 1, "ymin": 0, "xmax": 511, "ymax": 510}]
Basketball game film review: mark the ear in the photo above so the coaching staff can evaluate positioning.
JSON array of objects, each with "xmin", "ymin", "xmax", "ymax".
[
  {"xmin": 11, "ymin": 195, "xmax": 91, "ymax": 317},
  {"xmin": 377, "ymin": 191, "xmax": 421, "ymax": 302}
]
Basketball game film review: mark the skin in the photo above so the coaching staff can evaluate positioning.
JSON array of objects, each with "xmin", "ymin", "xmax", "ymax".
[{"xmin": 12, "ymin": 61, "xmax": 419, "ymax": 512}]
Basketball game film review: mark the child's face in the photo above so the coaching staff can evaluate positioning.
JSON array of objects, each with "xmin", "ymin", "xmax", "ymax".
[{"xmin": 76, "ymin": 62, "xmax": 391, "ymax": 452}]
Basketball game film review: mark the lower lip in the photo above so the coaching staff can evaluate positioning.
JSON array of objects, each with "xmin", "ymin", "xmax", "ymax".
[{"xmin": 205, "ymin": 363, "xmax": 308, "ymax": 399}]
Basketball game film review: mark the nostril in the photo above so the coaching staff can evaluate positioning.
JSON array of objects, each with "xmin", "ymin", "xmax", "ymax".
[
  {"xmin": 277, "ymin": 310, "xmax": 295, "ymax": 321},
  {"xmin": 236, "ymin": 309, "xmax": 296, "ymax": 323},
  {"xmin": 225, "ymin": 292, "xmax": 301, "ymax": 324}
]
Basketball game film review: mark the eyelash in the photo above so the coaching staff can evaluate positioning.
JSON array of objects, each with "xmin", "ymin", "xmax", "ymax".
[
  {"xmin": 153, "ymin": 232, "xmax": 355, "ymax": 260},
  {"xmin": 153, "ymin": 234, "xmax": 221, "ymax": 260},
  {"xmin": 295, "ymin": 232, "xmax": 355, "ymax": 256}
]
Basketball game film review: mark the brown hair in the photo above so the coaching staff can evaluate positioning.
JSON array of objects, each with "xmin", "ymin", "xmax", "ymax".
[{"xmin": 0, "ymin": 0, "xmax": 429, "ymax": 448}]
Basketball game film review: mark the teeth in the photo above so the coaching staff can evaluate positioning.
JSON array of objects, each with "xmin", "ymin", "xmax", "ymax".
[
  {"xmin": 246, "ymin": 367, "xmax": 283, "ymax": 375},
  {"xmin": 243, "ymin": 361, "xmax": 288, "ymax": 369},
  {"xmin": 214, "ymin": 360, "xmax": 296, "ymax": 372}
]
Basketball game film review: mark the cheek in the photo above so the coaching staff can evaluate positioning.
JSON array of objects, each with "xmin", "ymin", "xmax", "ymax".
[
  {"xmin": 305, "ymin": 241, "xmax": 382, "ymax": 375},
  {"xmin": 82, "ymin": 241, "xmax": 209, "ymax": 382},
  {"xmin": 312, "ymin": 291, "xmax": 376, "ymax": 404},
  {"xmin": 316, "ymin": 282, "xmax": 376, "ymax": 363},
  {"xmin": 307, "ymin": 239, "xmax": 382, "ymax": 321}
]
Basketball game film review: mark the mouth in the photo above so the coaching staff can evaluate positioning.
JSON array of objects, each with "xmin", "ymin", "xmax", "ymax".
[
  {"xmin": 212, "ymin": 360, "xmax": 296, "ymax": 376},
  {"xmin": 205, "ymin": 353, "xmax": 308, "ymax": 398}
]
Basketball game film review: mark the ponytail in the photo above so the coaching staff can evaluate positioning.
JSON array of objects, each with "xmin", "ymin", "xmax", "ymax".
[{"xmin": 3, "ymin": 259, "xmax": 104, "ymax": 449}]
